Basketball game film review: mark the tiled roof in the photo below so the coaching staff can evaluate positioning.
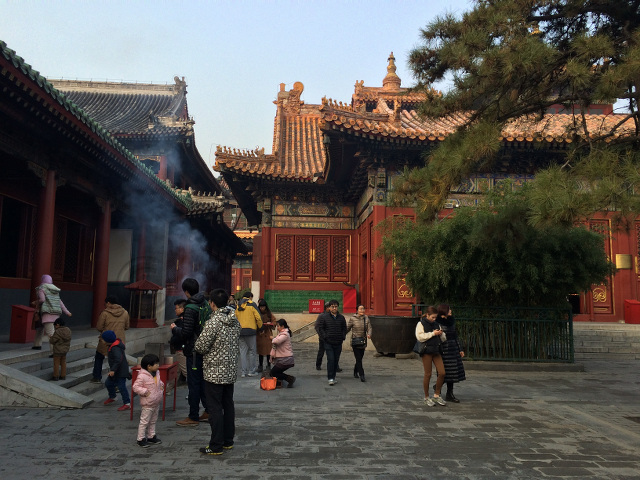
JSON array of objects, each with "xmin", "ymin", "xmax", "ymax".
[
  {"xmin": 214, "ymin": 53, "xmax": 634, "ymax": 182},
  {"xmin": 50, "ymin": 78, "xmax": 192, "ymax": 136},
  {"xmin": 0, "ymin": 40, "xmax": 192, "ymax": 209},
  {"xmin": 215, "ymin": 82, "xmax": 326, "ymax": 181}
]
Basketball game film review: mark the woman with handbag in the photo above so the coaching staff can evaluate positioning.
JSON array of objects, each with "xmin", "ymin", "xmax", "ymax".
[
  {"xmin": 270, "ymin": 319, "xmax": 295, "ymax": 388},
  {"xmin": 436, "ymin": 304, "xmax": 466, "ymax": 403},
  {"xmin": 415, "ymin": 306, "xmax": 447, "ymax": 407},
  {"xmin": 346, "ymin": 305, "xmax": 371, "ymax": 382}
]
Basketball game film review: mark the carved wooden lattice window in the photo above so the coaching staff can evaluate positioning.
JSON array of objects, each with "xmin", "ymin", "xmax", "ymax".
[
  {"xmin": 314, "ymin": 236, "xmax": 330, "ymax": 280},
  {"xmin": 332, "ymin": 236, "xmax": 349, "ymax": 281},
  {"xmin": 274, "ymin": 234, "xmax": 349, "ymax": 283},
  {"xmin": 295, "ymin": 236, "xmax": 312, "ymax": 280},
  {"xmin": 276, "ymin": 235, "xmax": 294, "ymax": 280}
]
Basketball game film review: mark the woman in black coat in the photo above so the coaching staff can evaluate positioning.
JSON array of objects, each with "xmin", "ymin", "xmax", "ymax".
[{"xmin": 436, "ymin": 304, "xmax": 466, "ymax": 402}]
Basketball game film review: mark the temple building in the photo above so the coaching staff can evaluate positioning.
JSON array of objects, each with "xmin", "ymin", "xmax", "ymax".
[
  {"xmin": 0, "ymin": 40, "xmax": 244, "ymax": 334},
  {"xmin": 215, "ymin": 53, "xmax": 635, "ymax": 322}
]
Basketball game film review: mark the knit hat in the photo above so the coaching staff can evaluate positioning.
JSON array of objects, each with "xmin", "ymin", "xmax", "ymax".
[
  {"xmin": 41, "ymin": 274, "xmax": 53, "ymax": 284},
  {"xmin": 102, "ymin": 330, "xmax": 116, "ymax": 343}
]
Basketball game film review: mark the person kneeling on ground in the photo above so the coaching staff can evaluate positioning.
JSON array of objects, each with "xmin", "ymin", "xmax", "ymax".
[{"xmin": 270, "ymin": 319, "xmax": 296, "ymax": 388}]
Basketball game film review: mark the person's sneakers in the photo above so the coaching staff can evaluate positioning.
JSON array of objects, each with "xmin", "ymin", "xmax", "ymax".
[
  {"xmin": 199, "ymin": 446, "xmax": 223, "ymax": 455},
  {"xmin": 240, "ymin": 374, "xmax": 246, "ymax": 378},
  {"xmin": 117, "ymin": 404, "xmax": 131, "ymax": 411},
  {"xmin": 328, "ymin": 379, "xmax": 336, "ymax": 386},
  {"xmin": 336, "ymin": 367, "xmax": 343, "ymax": 372},
  {"xmin": 137, "ymin": 439, "xmax": 150, "ymax": 448},
  {"xmin": 433, "ymin": 396, "xmax": 447, "ymax": 406},
  {"xmin": 199, "ymin": 412, "xmax": 209, "ymax": 422},
  {"xmin": 90, "ymin": 378, "xmax": 102, "ymax": 384},
  {"xmin": 223, "ymin": 443, "xmax": 234, "ymax": 450},
  {"xmin": 316, "ymin": 365, "xmax": 321, "ymax": 371},
  {"xmin": 246, "ymin": 372, "xmax": 256, "ymax": 377},
  {"xmin": 50, "ymin": 377, "xmax": 59, "ymax": 381},
  {"xmin": 147, "ymin": 436, "xmax": 162, "ymax": 445},
  {"xmin": 424, "ymin": 397, "xmax": 436, "ymax": 407},
  {"xmin": 176, "ymin": 417, "xmax": 199, "ymax": 427},
  {"xmin": 60, "ymin": 376, "xmax": 66, "ymax": 380},
  {"xmin": 103, "ymin": 398, "xmax": 116, "ymax": 405}
]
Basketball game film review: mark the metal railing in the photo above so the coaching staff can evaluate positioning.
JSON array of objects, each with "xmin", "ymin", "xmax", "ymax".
[{"xmin": 411, "ymin": 304, "xmax": 574, "ymax": 363}]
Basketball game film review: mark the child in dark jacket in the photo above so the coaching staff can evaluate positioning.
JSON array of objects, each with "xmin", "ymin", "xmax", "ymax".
[
  {"xmin": 102, "ymin": 330, "xmax": 131, "ymax": 411},
  {"xmin": 133, "ymin": 354, "xmax": 164, "ymax": 448},
  {"xmin": 49, "ymin": 317, "xmax": 71, "ymax": 381}
]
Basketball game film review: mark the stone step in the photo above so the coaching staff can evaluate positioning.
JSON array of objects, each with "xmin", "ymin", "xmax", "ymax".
[{"xmin": 12, "ymin": 348, "xmax": 97, "ymax": 374}]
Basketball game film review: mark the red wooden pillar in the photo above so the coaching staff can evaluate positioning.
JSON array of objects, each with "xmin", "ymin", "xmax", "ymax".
[
  {"xmin": 31, "ymin": 169, "xmax": 57, "ymax": 297},
  {"xmin": 136, "ymin": 223, "xmax": 146, "ymax": 281},
  {"xmin": 91, "ymin": 199, "xmax": 111, "ymax": 327},
  {"xmin": 158, "ymin": 155, "xmax": 167, "ymax": 181},
  {"xmin": 371, "ymin": 205, "xmax": 388, "ymax": 315}
]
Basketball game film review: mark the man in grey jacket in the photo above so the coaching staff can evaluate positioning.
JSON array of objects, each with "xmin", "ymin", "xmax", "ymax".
[{"xmin": 194, "ymin": 288, "xmax": 241, "ymax": 455}]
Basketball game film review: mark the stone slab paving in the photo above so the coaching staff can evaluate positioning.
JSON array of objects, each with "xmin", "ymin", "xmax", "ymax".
[{"xmin": 1, "ymin": 343, "xmax": 639, "ymax": 479}]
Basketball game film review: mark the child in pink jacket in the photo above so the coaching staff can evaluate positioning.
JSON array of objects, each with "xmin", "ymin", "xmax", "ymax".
[{"xmin": 133, "ymin": 354, "xmax": 164, "ymax": 448}]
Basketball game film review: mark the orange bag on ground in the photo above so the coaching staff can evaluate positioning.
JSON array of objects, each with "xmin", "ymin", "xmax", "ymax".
[{"xmin": 260, "ymin": 377, "xmax": 277, "ymax": 391}]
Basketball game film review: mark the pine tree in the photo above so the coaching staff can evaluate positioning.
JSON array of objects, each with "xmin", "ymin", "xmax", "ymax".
[{"xmin": 395, "ymin": 0, "xmax": 640, "ymax": 226}]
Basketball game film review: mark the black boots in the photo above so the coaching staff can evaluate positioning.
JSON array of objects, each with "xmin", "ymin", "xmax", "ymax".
[
  {"xmin": 284, "ymin": 375, "xmax": 296, "ymax": 388},
  {"xmin": 360, "ymin": 374, "xmax": 366, "ymax": 382}
]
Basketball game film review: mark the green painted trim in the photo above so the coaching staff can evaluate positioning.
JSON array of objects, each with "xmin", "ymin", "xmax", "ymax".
[{"xmin": 264, "ymin": 290, "xmax": 344, "ymax": 313}]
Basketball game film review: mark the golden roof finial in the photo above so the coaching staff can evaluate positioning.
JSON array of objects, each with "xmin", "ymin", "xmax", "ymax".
[{"xmin": 383, "ymin": 52, "xmax": 401, "ymax": 90}]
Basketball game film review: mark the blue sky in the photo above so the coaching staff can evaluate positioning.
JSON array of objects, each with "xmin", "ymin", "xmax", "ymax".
[{"xmin": 1, "ymin": 0, "xmax": 473, "ymax": 167}]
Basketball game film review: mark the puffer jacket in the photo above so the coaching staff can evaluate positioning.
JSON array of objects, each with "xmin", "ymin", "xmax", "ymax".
[
  {"xmin": 49, "ymin": 326, "xmax": 72, "ymax": 356},
  {"xmin": 107, "ymin": 340, "xmax": 130, "ymax": 378},
  {"xmin": 271, "ymin": 329, "xmax": 294, "ymax": 359},
  {"xmin": 194, "ymin": 306, "xmax": 241, "ymax": 384},
  {"xmin": 315, "ymin": 311, "xmax": 347, "ymax": 345},
  {"xmin": 132, "ymin": 368, "xmax": 164, "ymax": 407},
  {"xmin": 172, "ymin": 292, "xmax": 207, "ymax": 357},
  {"xmin": 97, "ymin": 304, "xmax": 130, "ymax": 356}
]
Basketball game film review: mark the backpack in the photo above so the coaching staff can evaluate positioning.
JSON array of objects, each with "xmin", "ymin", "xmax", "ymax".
[{"xmin": 185, "ymin": 301, "xmax": 213, "ymax": 336}]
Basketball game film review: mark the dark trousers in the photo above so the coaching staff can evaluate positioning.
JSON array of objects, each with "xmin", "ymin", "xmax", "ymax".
[
  {"xmin": 204, "ymin": 382, "xmax": 235, "ymax": 451},
  {"xmin": 92, "ymin": 351, "xmax": 105, "ymax": 380},
  {"xmin": 105, "ymin": 375, "xmax": 130, "ymax": 404},
  {"xmin": 186, "ymin": 353, "xmax": 207, "ymax": 421},
  {"xmin": 316, "ymin": 340, "xmax": 325, "ymax": 368},
  {"xmin": 270, "ymin": 364, "xmax": 292, "ymax": 382},
  {"xmin": 259, "ymin": 354, "xmax": 271, "ymax": 367},
  {"xmin": 352, "ymin": 347, "xmax": 365, "ymax": 377},
  {"xmin": 324, "ymin": 342, "xmax": 342, "ymax": 380}
]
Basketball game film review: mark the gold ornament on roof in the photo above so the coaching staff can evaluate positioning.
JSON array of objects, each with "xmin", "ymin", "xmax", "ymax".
[{"xmin": 383, "ymin": 52, "xmax": 401, "ymax": 91}]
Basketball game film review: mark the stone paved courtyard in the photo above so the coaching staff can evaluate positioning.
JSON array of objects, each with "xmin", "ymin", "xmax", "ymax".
[{"xmin": 1, "ymin": 342, "xmax": 639, "ymax": 479}]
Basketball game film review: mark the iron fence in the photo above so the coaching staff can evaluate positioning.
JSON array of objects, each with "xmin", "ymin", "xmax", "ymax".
[{"xmin": 411, "ymin": 304, "xmax": 574, "ymax": 363}]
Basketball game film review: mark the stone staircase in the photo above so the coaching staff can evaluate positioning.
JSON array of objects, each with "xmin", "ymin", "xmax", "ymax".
[
  {"xmin": 572, "ymin": 323, "xmax": 640, "ymax": 360},
  {"xmin": 0, "ymin": 326, "xmax": 171, "ymax": 408}
]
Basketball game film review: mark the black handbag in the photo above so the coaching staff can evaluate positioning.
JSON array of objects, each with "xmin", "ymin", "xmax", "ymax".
[{"xmin": 351, "ymin": 316, "xmax": 368, "ymax": 348}]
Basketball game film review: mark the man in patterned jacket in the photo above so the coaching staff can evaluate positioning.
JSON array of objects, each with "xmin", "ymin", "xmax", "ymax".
[{"xmin": 194, "ymin": 288, "xmax": 241, "ymax": 455}]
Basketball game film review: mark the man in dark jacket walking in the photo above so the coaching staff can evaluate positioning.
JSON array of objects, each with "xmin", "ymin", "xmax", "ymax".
[
  {"xmin": 315, "ymin": 299, "xmax": 347, "ymax": 385},
  {"xmin": 172, "ymin": 278, "xmax": 210, "ymax": 426}
]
